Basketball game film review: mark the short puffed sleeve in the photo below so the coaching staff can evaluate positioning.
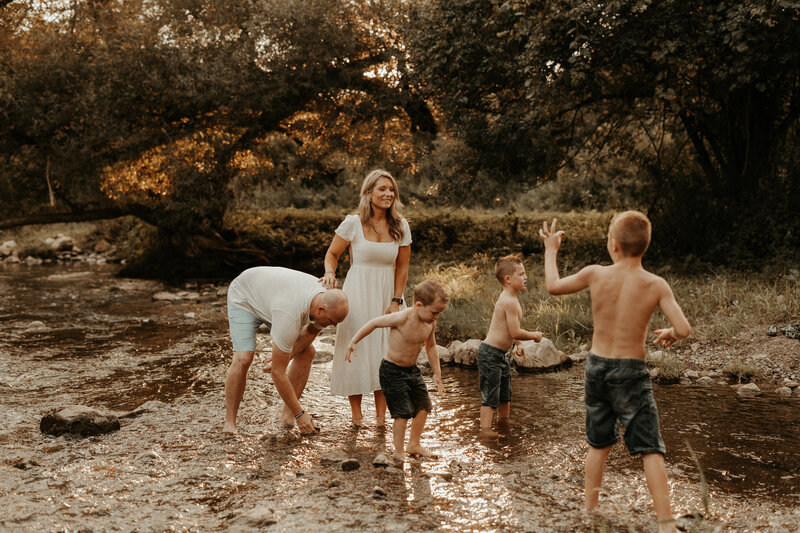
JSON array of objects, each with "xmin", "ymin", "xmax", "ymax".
[
  {"xmin": 334, "ymin": 214, "xmax": 358, "ymax": 242},
  {"xmin": 399, "ymin": 217, "xmax": 412, "ymax": 247}
]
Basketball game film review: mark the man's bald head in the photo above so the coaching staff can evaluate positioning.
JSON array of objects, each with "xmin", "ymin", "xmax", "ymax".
[{"xmin": 319, "ymin": 289, "xmax": 349, "ymax": 324}]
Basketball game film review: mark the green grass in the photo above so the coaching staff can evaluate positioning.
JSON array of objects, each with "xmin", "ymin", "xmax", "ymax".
[{"xmin": 406, "ymin": 256, "xmax": 800, "ymax": 353}]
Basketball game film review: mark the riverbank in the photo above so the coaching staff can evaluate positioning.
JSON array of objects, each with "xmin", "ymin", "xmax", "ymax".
[{"xmin": 1, "ymin": 264, "xmax": 799, "ymax": 532}]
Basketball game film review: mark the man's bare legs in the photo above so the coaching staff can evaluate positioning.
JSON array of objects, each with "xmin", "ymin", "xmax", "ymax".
[
  {"xmin": 348, "ymin": 394, "xmax": 364, "ymax": 426},
  {"xmin": 279, "ymin": 345, "xmax": 316, "ymax": 426},
  {"xmin": 643, "ymin": 453, "xmax": 676, "ymax": 533},
  {"xmin": 584, "ymin": 444, "xmax": 612, "ymax": 511},
  {"xmin": 224, "ymin": 350, "xmax": 255, "ymax": 433},
  {"xmin": 480, "ymin": 406, "xmax": 499, "ymax": 437},
  {"xmin": 374, "ymin": 390, "xmax": 387, "ymax": 427},
  {"xmin": 406, "ymin": 409, "xmax": 435, "ymax": 457}
]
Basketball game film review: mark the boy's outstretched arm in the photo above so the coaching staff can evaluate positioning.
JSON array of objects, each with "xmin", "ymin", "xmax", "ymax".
[
  {"xmin": 540, "ymin": 218, "xmax": 595, "ymax": 295},
  {"xmin": 425, "ymin": 324, "xmax": 445, "ymax": 394},
  {"xmin": 653, "ymin": 278, "xmax": 691, "ymax": 347},
  {"xmin": 346, "ymin": 313, "xmax": 400, "ymax": 362}
]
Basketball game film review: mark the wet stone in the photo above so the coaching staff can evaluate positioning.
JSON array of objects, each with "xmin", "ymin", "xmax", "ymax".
[
  {"xmin": 775, "ymin": 386, "xmax": 792, "ymax": 397},
  {"xmin": 320, "ymin": 450, "xmax": 349, "ymax": 466},
  {"xmin": 696, "ymin": 376, "xmax": 715, "ymax": 386},
  {"xmin": 373, "ymin": 486, "xmax": 387, "ymax": 498},
  {"xmin": 152, "ymin": 291, "xmax": 180, "ymax": 302},
  {"xmin": 372, "ymin": 453, "xmax": 390, "ymax": 467},
  {"xmin": 683, "ymin": 370, "xmax": 700, "ymax": 379},
  {"xmin": 341, "ymin": 459, "xmax": 360, "ymax": 471},
  {"xmin": 513, "ymin": 338, "xmax": 569, "ymax": 372},
  {"xmin": 227, "ymin": 507, "xmax": 277, "ymax": 531},
  {"xmin": 135, "ymin": 450, "xmax": 162, "ymax": 463},
  {"xmin": 737, "ymin": 383, "xmax": 762, "ymax": 398},
  {"xmin": 40, "ymin": 405, "xmax": 121, "ymax": 437}
]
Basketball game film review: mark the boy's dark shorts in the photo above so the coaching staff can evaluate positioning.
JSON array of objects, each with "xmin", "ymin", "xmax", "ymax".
[
  {"xmin": 584, "ymin": 352, "xmax": 666, "ymax": 456},
  {"xmin": 379, "ymin": 360, "xmax": 432, "ymax": 420},
  {"xmin": 477, "ymin": 342, "xmax": 512, "ymax": 409}
]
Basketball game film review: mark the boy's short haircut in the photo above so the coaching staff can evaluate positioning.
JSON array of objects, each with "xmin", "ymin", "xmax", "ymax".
[
  {"xmin": 413, "ymin": 280, "xmax": 448, "ymax": 306},
  {"xmin": 495, "ymin": 255, "xmax": 522, "ymax": 283},
  {"xmin": 610, "ymin": 211, "xmax": 652, "ymax": 257}
]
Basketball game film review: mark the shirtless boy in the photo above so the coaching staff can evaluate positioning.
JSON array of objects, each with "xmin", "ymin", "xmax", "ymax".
[
  {"xmin": 479, "ymin": 255, "xmax": 543, "ymax": 436},
  {"xmin": 346, "ymin": 280, "xmax": 447, "ymax": 461},
  {"xmin": 540, "ymin": 211, "xmax": 691, "ymax": 533}
]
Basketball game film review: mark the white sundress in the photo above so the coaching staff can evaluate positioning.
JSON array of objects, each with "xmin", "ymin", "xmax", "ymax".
[{"xmin": 329, "ymin": 214, "xmax": 412, "ymax": 396}]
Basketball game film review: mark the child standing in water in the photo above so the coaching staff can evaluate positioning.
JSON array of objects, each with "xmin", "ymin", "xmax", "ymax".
[
  {"xmin": 479, "ymin": 255, "xmax": 543, "ymax": 436},
  {"xmin": 346, "ymin": 280, "xmax": 447, "ymax": 461},
  {"xmin": 540, "ymin": 211, "xmax": 690, "ymax": 533}
]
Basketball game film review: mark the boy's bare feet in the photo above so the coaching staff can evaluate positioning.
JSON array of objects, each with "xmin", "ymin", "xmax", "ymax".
[
  {"xmin": 479, "ymin": 427, "xmax": 499, "ymax": 438},
  {"xmin": 223, "ymin": 423, "xmax": 237, "ymax": 434},
  {"xmin": 376, "ymin": 416, "xmax": 385, "ymax": 428},
  {"xmin": 351, "ymin": 416, "xmax": 363, "ymax": 428},
  {"xmin": 392, "ymin": 452, "xmax": 405, "ymax": 463},
  {"xmin": 406, "ymin": 444, "xmax": 437, "ymax": 458}
]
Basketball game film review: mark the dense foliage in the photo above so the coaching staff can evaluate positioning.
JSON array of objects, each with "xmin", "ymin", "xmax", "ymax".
[{"xmin": 1, "ymin": 0, "xmax": 798, "ymax": 271}]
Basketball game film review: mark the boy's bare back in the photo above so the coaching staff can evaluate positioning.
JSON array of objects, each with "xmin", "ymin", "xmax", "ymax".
[
  {"xmin": 541, "ymin": 216, "xmax": 690, "ymax": 360},
  {"xmin": 580, "ymin": 263, "xmax": 680, "ymax": 359}
]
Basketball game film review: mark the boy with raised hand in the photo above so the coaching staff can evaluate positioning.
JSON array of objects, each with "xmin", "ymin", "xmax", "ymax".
[
  {"xmin": 539, "ymin": 211, "xmax": 690, "ymax": 533},
  {"xmin": 479, "ymin": 255, "xmax": 544, "ymax": 436},
  {"xmin": 346, "ymin": 280, "xmax": 447, "ymax": 461}
]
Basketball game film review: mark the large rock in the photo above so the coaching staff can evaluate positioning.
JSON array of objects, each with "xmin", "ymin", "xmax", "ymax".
[
  {"xmin": 775, "ymin": 386, "xmax": 792, "ymax": 398},
  {"xmin": 416, "ymin": 345, "xmax": 452, "ymax": 367},
  {"xmin": 450, "ymin": 339, "xmax": 481, "ymax": 367},
  {"xmin": 40, "ymin": 405, "xmax": 121, "ymax": 437},
  {"xmin": 512, "ymin": 338, "xmax": 570, "ymax": 372},
  {"xmin": 44, "ymin": 234, "xmax": 74, "ymax": 251},
  {"xmin": 0, "ymin": 240, "xmax": 17, "ymax": 257},
  {"xmin": 737, "ymin": 383, "xmax": 761, "ymax": 398}
]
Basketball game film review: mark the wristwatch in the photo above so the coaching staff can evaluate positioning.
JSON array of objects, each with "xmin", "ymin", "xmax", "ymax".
[{"xmin": 391, "ymin": 297, "xmax": 403, "ymax": 305}]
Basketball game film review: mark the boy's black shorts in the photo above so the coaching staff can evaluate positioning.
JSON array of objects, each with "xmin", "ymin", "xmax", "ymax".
[{"xmin": 379, "ymin": 359, "xmax": 432, "ymax": 420}]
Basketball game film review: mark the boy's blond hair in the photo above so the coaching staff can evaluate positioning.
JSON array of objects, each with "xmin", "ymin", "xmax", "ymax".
[
  {"xmin": 495, "ymin": 255, "xmax": 522, "ymax": 284},
  {"xmin": 610, "ymin": 211, "xmax": 651, "ymax": 257},
  {"xmin": 413, "ymin": 280, "xmax": 448, "ymax": 306}
]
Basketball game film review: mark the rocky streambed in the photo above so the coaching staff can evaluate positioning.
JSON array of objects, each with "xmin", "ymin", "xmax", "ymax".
[{"xmin": 1, "ymin": 264, "xmax": 799, "ymax": 532}]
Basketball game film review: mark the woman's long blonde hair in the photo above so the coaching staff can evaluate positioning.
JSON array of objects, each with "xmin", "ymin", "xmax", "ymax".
[{"xmin": 357, "ymin": 169, "xmax": 406, "ymax": 242}]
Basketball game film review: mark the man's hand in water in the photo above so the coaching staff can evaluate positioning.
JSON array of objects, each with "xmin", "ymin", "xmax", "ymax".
[{"xmin": 296, "ymin": 412, "xmax": 317, "ymax": 433}]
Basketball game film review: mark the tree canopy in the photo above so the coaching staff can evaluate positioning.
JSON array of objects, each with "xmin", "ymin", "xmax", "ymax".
[{"xmin": 1, "ymin": 0, "xmax": 798, "ymax": 267}]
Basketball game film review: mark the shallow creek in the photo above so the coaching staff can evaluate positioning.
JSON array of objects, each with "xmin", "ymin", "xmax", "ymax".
[{"xmin": 1, "ymin": 265, "xmax": 798, "ymax": 532}]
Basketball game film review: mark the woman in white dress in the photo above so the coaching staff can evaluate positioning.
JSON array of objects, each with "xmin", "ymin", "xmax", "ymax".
[{"xmin": 321, "ymin": 170, "xmax": 412, "ymax": 427}]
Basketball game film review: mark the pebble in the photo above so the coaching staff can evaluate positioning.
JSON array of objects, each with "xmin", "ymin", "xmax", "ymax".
[
  {"xmin": 135, "ymin": 450, "xmax": 162, "ymax": 463},
  {"xmin": 184, "ymin": 312, "xmax": 197, "ymax": 319},
  {"xmin": 372, "ymin": 453, "xmax": 390, "ymax": 467},
  {"xmin": 373, "ymin": 486, "xmax": 387, "ymax": 497},
  {"xmin": 696, "ymin": 376, "xmax": 714, "ymax": 386},
  {"xmin": 783, "ymin": 379, "xmax": 799, "ymax": 389},
  {"xmin": 683, "ymin": 370, "xmax": 700, "ymax": 379},
  {"xmin": 775, "ymin": 386, "xmax": 792, "ymax": 397},
  {"xmin": 385, "ymin": 466, "xmax": 403, "ymax": 475}
]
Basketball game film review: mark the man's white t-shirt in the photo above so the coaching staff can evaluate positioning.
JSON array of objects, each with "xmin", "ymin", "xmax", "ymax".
[{"xmin": 227, "ymin": 267, "xmax": 325, "ymax": 353}]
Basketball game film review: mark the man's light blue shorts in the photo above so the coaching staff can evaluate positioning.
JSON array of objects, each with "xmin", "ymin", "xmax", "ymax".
[{"xmin": 227, "ymin": 303, "xmax": 266, "ymax": 352}]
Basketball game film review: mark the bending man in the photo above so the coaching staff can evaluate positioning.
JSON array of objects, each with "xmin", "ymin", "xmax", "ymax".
[{"xmin": 224, "ymin": 266, "xmax": 349, "ymax": 433}]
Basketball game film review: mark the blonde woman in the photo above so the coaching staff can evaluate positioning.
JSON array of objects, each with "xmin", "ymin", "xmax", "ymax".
[{"xmin": 322, "ymin": 170, "xmax": 412, "ymax": 427}]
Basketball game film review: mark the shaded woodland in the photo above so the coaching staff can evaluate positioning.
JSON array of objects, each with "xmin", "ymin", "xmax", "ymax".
[{"xmin": 2, "ymin": 0, "xmax": 798, "ymax": 271}]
